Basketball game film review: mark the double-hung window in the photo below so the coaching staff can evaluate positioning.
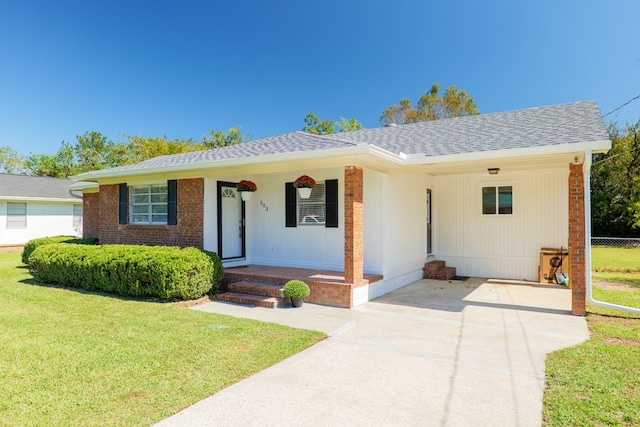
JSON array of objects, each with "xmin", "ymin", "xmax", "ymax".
[
  {"xmin": 129, "ymin": 184, "xmax": 168, "ymax": 224},
  {"xmin": 482, "ymin": 186, "xmax": 513, "ymax": 215},
  {"xmin": 298, "ymin": 183, "xmax": 326, "ymax": 225},
  {"xmin": 7, "ymin": 202, "xmax": 27, "ymax": 228},
  {"xmin": 72, "ymin": 204, "xmax": 83, "ymax": 230}
]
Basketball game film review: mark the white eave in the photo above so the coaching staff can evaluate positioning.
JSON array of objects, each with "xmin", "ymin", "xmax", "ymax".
[
  {"xmin": 0, "ymin": 196, "xmax": 81, "ymax": 203},
  {"xmin": 69, "ymin": 139, "xmax": 611, "ymax": 182}
]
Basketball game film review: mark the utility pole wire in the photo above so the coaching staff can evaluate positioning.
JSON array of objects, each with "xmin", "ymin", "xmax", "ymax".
[{"xmin": 602, "ymin": 93, "xmax": 640, "ymax": 118}]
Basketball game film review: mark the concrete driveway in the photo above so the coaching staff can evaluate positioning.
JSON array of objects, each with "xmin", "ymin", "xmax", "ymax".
[{"xmin": 155, "ymin": 278, "xmax": 588, "ymax": 427}]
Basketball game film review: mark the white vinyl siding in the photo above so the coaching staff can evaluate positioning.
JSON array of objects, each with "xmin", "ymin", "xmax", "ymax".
[
  {"xmin": 129, "ymin": 184, "xmax": 168, "ymax": 224},
  {"xmin": 7, "ymin": 202, "xmax": 27, "ymax": 228},
  {"xmin": 298, "ymin": 183, "xmax": 325, "ymax": 225},
  {"xmin": 436, "ymin": 170, "xmax": 568, "ymax": 281}
]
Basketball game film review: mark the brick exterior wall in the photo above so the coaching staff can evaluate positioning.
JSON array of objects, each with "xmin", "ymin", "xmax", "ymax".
[
  {"xmin": 344, "ymin": 166, "xmax": 364, "ymax": 285},
  {"xmin": 82, "ymin": 192, "xmax": 100, "ymax": 239},
  {"xmin": 569, "ymin": 163, "xmax": 586, "ymax": 316},
  {"xmin": 98, "ymin": 178, "xmax": 204, "ymax": 248}
]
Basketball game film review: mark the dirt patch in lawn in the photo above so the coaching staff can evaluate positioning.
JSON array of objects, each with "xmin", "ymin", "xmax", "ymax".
[
  {"xmin": 593, "ymin": 279, "xmax": 636, "ymax": 291},
  {"xmin": 172, "ymin": 295, "xmax": 213, "ymax": 308}
]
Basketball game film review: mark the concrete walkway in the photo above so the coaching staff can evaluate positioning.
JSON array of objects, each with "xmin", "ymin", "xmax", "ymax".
[{"xmin": 155, "ymin": 278, "xmax": 588, "ymax": 427}]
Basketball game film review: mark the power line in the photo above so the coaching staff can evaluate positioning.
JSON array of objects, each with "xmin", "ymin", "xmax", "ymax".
[{"xmin": 602, "ymin": 93, "xmax": 640, "ymax": 118}]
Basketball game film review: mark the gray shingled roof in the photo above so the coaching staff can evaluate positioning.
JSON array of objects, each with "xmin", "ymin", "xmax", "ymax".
[
  {"xmin": 0, "ymin": 174, "xmax": 80, "ymax": 200},
  {"xmin": 329, "ymin": 100, "xmax": 610, "ymax": 156},
  {"xmin": 75, "ymin": 101, "xmax": 609, "ymax": 178},
  {"xmin": 78, "ymin": 131, "xmax": 356, "ymax": 177}
]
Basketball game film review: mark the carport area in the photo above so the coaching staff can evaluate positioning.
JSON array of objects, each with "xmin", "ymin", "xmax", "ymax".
[{"xmin": 157, "ymin": 278, "xmax": 589, "ymax": 427}]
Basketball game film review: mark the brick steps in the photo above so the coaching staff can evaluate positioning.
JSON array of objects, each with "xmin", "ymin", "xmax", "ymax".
[
  {"xmin": 217, "ymin": 279, "xmax": 287, "ymax": 309},
  {"xmin": 423, "ymin": 260, "xmax": 457, "ymax": 280},
  {"xmin": 217, "ymin": 291, "xmax": 284, "ymax": 309}
]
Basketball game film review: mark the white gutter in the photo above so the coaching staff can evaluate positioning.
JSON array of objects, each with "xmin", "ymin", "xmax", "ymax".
[{"xmin": 584, "ymin": 149, "xmax": 640, "ymax": 314}]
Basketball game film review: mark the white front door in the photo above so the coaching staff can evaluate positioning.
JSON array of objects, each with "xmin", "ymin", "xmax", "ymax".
[{"xmin": 218, "ymin": 182, "xmax": 245, "ymax": 260}]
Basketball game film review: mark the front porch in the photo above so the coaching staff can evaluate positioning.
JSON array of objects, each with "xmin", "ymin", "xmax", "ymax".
[{"xmin": 220, "ymin": 265, "xmax": 384, "ymax": 308}]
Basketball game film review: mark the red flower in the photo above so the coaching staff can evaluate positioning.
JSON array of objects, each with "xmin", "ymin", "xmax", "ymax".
[
  {"xmin": 293, "ymin": 175, "xmax": 316, "ymax": 188},
  {"xmin": 236, "ymin": 180, "xmax": 257, "ymax": 192}
]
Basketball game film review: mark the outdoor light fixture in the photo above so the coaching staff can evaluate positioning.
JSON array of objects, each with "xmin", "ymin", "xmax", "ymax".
[{"xmin": 487, "ymin": 168, "xmax": 500, "ymax": 175}]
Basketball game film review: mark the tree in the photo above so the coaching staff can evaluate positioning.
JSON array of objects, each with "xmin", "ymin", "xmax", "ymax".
[
  {"xmin": 73, "ymin": 131, "xmax": 122, "ymax": 173},
  {"xmin": 591, "ymin": 120, "xmax": 640, "ymax": 237},
  {"xmin": 0, "ymin": 146, "xmax": 25, "ymax": 174},
  {"xmin": 122, "ymin": 135, "xmax": 204, "ymax": 165},
  {"xmin": 202, "ymin": 127, "xmax": 250, "ymax": 149},
  {"xmin": 302, "ymin": 112, "xmax": 363, "ymax": 135},
  {"xmin": 380, "ymin": 83, "xmax": 480, "ymax": 126}
]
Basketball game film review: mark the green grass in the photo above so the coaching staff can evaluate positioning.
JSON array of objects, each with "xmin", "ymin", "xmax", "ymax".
[
  {"xmin": 591, "ymin": 246, "xmax": 640, "ymax": 272},
  {"xmin": 544, "ymin": 246, "xmax": 640, "ymax": 426},
  {"xmin": 0, "ymin": 252, "xmax": 325, "ymax": 426}
]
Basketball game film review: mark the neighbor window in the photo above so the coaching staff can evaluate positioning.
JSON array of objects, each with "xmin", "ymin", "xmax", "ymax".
[
  {"xmin": 129, "ymin": 184, "xmax": 168, "ymax": 224},
  {"xmin": 73, "ymin": 204, "xmax": 83, "ymax": 231},
  {"xmin": 299, "ymin": 183, "xmax": 326, "ymax": 225},
  {"xmin": 7, "ymin": 202, "xmax": 27, "ymax": 228},
  {"xmin": 482, "ymin": 186, "xmax": 513, "ymax": 215}
]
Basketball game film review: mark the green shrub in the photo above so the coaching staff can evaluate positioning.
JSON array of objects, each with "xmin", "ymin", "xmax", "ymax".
[
  {"xmin": 22, "ymin": 235, "xmax": 99, "ymax": 265},
  {"xmin": 282, "ymin": 280, "xmax": 310, "ymax": 299},
  {"xmin": 202, "ymin": 250, "xmax": 224, "ymax": 295},
  {"xmin": 28, "ymin": 244, "xmax": 214, "ymax": 300}
]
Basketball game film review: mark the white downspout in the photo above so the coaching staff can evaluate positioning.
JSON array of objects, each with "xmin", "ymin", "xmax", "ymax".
[{"xmin": 585, "ymin": 150, "xmax": 640, "ymax": 314}]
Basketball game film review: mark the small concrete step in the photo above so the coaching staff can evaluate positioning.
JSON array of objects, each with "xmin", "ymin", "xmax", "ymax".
[
  {"xmin": 217, "ymin": 292, "xmax": 284, "ymax": 308},
  {"xmin": 228, "ymin": 280, "xmax": 284, "ymax": 298}
]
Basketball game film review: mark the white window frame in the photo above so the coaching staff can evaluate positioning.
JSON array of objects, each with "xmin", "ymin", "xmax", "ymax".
[
  {"xmin": 129, "ymin": 184, "xmax": 168, "ymax": 225},
  {"xmin": 482, "ymin": 185, "xmax": 513, "ymax": 215},
  {"xmin": 298, "ymin": 182, "xmax": 326, "ymax": 225},
  {"xmin": 7, "ymin": 202, "xmax": 27, "ymax": 228}
]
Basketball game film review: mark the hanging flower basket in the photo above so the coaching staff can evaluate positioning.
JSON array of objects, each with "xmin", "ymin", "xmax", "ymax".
[
  {"xmin": 293, "ymin": 175, "xmax": 316, "ymax": 199},
  {"xmin": 236, "ymin": 180, "xmax": 257, "ymax": 201}
]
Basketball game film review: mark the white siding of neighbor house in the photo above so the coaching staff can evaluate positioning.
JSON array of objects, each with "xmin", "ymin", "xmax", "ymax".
[
  {"xmin": 0, "ymin": 201, "xmax": 82, "ymax": 245},
  {"xmin": 434, "ymin": 168, "xmax": 569, "ymax": 281}
]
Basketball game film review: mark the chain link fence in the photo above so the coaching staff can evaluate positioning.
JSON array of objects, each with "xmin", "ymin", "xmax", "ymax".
[{"xmin": 592, "ymin": 237, "xmax": 640, "ymax": 248}]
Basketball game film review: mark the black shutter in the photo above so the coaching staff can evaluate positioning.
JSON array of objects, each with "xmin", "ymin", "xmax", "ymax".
[
  {"xmin": 167, "ymin": 179, "xmax": 177, "ymax": 225},
  {"xmin": 285, "ymin": 182, "xmax": 297, "ymax": 227},
  {"xmin": 118, "ymin": 183, "xmax": 127, "ymax": 224},
  {"xmin": 325, "ymin": 179, "xmax": 338, "ymax": 228}
]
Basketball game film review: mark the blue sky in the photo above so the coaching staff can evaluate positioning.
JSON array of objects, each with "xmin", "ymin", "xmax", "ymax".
[{"xmin": 1, "ymin": 0, "xmax": 639, "ymax": 156}]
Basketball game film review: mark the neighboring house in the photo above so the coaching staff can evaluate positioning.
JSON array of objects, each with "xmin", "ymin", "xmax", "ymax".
[
  {"xmin": 0, "ymin": 174, "xmax": 84, "ymax": 248},
  {"xmin": 71, "ymin": 101, "xmax": 611, "ymax": 315}
]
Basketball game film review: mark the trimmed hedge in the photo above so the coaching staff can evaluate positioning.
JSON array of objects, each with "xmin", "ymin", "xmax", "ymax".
[
  {"xmin": 22, "ymin": 235, "xmax": 99, "ymax": 265},
  {"xmin": 28, "ymin": 244, "xmax": 219, "ymax": 300}
]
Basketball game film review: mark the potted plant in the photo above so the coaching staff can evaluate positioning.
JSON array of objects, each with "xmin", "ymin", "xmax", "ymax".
[
  {"xmin": 236, "ymin": 180, "xmax": 257, "ymax": 201},
  {"xmin": 293, "ymin": 175, "xmax": 316, "ymax": 199},
  {"xmin": 282, "ymin": 279, "xmax": 310, "ymax": 307}
]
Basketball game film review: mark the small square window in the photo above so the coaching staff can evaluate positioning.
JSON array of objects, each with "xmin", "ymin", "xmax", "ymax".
[
  {"xmin": 482, "ymin": 186, "xmax": 512, "ymax": 215},
  {"xmin": 129, "ymin": 184, "xmax": 168, "ymax": 224}
]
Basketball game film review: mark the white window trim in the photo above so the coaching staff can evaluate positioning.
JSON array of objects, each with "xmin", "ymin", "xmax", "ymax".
[
  {"xmin": 129, "ymin": 184, "xmax": 168, "ymax": 225},
  {"xmin": 481, "ymin": 184, "xmax": 514, "ymax": 216}
]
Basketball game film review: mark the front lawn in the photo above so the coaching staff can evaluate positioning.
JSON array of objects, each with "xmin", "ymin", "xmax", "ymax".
[
  {"xmin": 543, "ymin": 246, "xmax": 640, "ymax": 425},
  {"xmin": 0, "ymin": 252, "xmax": 325, "ymax": 426}
]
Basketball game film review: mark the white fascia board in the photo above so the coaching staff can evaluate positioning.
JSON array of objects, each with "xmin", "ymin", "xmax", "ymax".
[
  {"xmin": 0, "ymin": 196, "xmax": 79, "ymax": 203},
  {"xmin": 400, "ymin": 140, "xmax": 612, "ymax": 165}
]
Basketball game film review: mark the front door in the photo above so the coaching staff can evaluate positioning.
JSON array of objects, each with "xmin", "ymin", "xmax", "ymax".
[
  {"xmin": 426, "ymin": 188, "xmax": 432, "ymax": 255},
  {"xmin": 217, "ymin": 181, "xmax": 245, "ymax": 260}
]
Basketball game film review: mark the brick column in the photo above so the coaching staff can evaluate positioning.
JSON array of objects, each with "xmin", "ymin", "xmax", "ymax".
[
  {"xmin": 569, "ymin": 163, "xmax": 586, "ymax": 316},
  {"xmin": 82, "ymin": 192, "xmax": 100, "ymax": 239},
  {"xmin": 344, "ymin": 166, "xmax": 364, "ymax": 285}
]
